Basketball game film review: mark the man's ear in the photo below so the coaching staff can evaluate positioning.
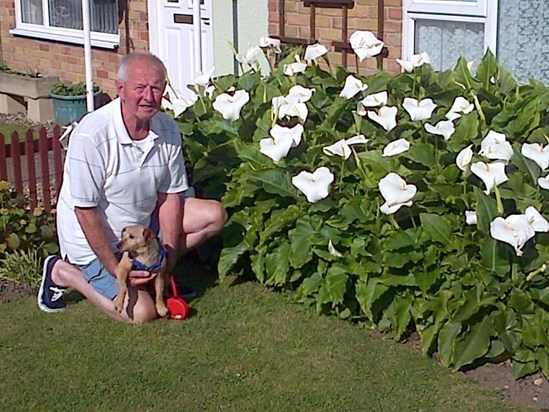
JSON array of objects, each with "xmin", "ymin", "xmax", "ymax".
[
  {"xmin": 143, "ymin": 227, "xmax": 155, "ymax": 242},
  {"xmin": 115, "ymin": 80, "xmax": 123, "ymax": 97}
]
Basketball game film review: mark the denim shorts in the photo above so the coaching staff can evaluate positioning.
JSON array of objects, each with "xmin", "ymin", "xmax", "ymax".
[{"xmin": 79, "ymin": 253, "xmax": 121, "ymax": 300}]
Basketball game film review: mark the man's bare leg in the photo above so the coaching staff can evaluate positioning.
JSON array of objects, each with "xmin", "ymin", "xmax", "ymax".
[
  {"xmin": 50, "ymin": 259, "xmax": 157, "ymax": 323},
  {"xmin": 179, "ymin": 197, "xmax": 227, "ymax": 253}
]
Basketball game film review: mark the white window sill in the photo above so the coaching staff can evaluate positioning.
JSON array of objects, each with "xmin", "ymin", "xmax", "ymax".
[{"xmin": 10, "ymin": 27, "xmax": 119, "ymax": 50}]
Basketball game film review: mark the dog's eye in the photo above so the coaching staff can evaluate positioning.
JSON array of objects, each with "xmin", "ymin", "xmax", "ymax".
[{"xmin": 129, "ymin": 234, "xmax": 135, "ymax": 239}]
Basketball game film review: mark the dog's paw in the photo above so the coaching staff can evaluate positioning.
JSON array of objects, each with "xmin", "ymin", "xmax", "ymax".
[
  {"xmin": 113, "ymin": 297, "xmax": 124, "ymax": 313},
  {"xmin": 156, "ymin": 303, "xmax": 169, "ymax": 318}
]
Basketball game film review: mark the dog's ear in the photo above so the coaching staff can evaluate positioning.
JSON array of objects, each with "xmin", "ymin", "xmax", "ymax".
[{"xmin": 143, "ymin": 227, "xmax": 155, "ymax": 242}]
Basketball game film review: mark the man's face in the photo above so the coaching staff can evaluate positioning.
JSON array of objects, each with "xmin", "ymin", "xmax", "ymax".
[{"xmin": 116, "ymin": 61, "xmax": 166, "ymax": 123}]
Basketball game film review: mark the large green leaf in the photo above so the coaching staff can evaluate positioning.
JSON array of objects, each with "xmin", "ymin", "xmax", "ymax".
[
  {"xmin": 419, "ymin": 213, "xmax": 453, "ymax": 246},
  {"xmin": 289, "ymin": 216, "xmax": 315, "ymax": 268},
  {"xmin": 246, "ymin": 169, "xmax": 300, "ymax": 200},
  {"xmin": 437, "ymin": 322, "xmax": 461, "ymax": 367},
  {"xmin": 325, "ymin": 264, "xmax": 349, "ymax": 305},
  {"xmin": 265, "ymin": 242, "xmax": 291, "ymax": 286},
  {"xmin": 451, "ymin": 317, "xmax": 495, "ymax": 370}
]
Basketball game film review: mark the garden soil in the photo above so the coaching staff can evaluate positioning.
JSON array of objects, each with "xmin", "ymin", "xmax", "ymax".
[{"xmin": 1, "ymin": 278, "xmax": 548, "ymax": 411}]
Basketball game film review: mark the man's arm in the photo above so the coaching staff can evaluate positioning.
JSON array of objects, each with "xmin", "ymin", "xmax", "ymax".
[{"xmin": 156, "ymin": 192, "xmax": 182, "ymax": 272}]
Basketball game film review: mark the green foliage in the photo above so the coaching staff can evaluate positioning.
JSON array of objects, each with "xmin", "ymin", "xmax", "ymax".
[
  {"xmin": 0, "ymin": 248, "xmax": 42, "ymax": 285},
  {"xmin": 0, "ymin": 181, "xmax": 59, "ymax": 261},
  {"xmin": 50, "ymin": 81, "xmax": 99, "ymax": 96},
  {"xmin": 176, "ymin": 49, "xmax": 549, "ymax": 379}
]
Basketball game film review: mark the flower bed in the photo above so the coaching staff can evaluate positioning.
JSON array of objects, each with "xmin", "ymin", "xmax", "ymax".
[{"xmin": 166, "ymin": 35, "xmax": 549, "ymax": 379}]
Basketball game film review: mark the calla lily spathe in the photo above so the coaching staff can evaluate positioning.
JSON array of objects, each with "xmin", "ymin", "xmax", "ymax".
[
  {"xmin": 304, "ymin": 43, "xmax": 328, "ymax": 63},
  {"xmin": 323, "ymin": 135, "xmax": 369, "ymax": 159},
  {"xmin": 490, "ymin": 214, "xmax": 536, "ymax": 256},
  {"xmin": 213, "ymin": 89, "xmax": 250, "ymax": 121},
  {"xmin": 162, "ymin": 93, "xmax": 198, "ymax": 117},
  {"xmin": 349, "ymin": 31, "xmax": 384, "ymax": 61},
  {"xmin": 424, "ymin": 120, "xmax": 455, "ymax": 140},
  {"xmin": 525, "ymin": 206, "xmax": 549, "ymax": 232},
  {"xmin": 259, "ymin": 124, "xmax": 304, "ymax": 163},
  {"xmin": 465, "ymin": 210, "xmax": 477, "ymax": 225},
  {"xmin": 479, "ymin": 131, "xmax": 513, "ymax": 162},
  {"xmin": 193, "ymin": 66, "xmax": 215, "ymax": 87},
  {"xmin": 292, "ymin": 167, "xmax": 335, "ymax": 203},
  {"xmin": 272, "ymin": 96, "xmax": 308, "ymax": 121},
  {"xmin": 357, "ymin": 92, "xmax": 388, "ymax": 114},
  {"xmin": 259, "ymin": 37, "xmax": 281, "ymax": 53},
  {"xmin": 445, "ymin": 97, "xmax": 474, "ymax": 121},
  {"xmin": 521, "ymin": 143, "xmax": 549, "ymax": 171},
  {"xmin": 378, "ymin": 172, "xmax": 417, "ymax": 215},
  {"xmin": 470, "ymin": 161, "xmax": 508, "ymax": 195},
  {"xmin": 339, "ymin": 75, "xmax": 368, "ymax": 99},
  {"xmin": 403, "ymin": 97, "xmax": 437, "ymax": 121},
  {"xmin": 236, "ymin": 45, "xmax": 262, "ymax": 67},
  {"xmin": 367, "ymin": 106, "xmax": 398, "ymax": 132},
  {"xmin": 396, "ymin": 52, "xmax": 430, "ymax": 72},
  {"xmin": 382, "ymin": 138, "xmax": 410, "ymax": 157},
  {"xmin": 456, "ymin": 145, "xmax": 474, "ymax": 171},
  {"xmin": 328, "ymin": 240, "xmax": 343, "ymax": 258},
  {"xmin": 538, "ymin": 175, "xmax": 549, "ymax": 190},
  {"xmin": 283, "ymin": 55, "xmax": 308, "ymax": 76}
]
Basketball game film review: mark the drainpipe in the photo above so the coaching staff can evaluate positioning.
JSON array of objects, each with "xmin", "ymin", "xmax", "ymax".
[
  {"xmin": 193, "ymin": 0, "xmax": 203, "ymax": 77},
  {"xmin": 82, "ymin": 0, "xmax": 94, "ymax": 112},
  {"xmin": 232, "ymin": 0, "xmax": 239, "ymax": 74}
]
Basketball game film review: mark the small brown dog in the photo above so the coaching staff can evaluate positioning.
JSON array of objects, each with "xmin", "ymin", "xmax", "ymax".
[{"xmin": 113, "ymin": 224, "xmax": 169, "ymax": 317}]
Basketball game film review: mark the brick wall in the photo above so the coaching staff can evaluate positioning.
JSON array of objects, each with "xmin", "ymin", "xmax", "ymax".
[
  {"xmin": 0, "ymin": 0, "xmax": 150, "ymax": 98},
  {"xmin": 268, "ymin": 0, "xmax": 402, "ymax": 74}
]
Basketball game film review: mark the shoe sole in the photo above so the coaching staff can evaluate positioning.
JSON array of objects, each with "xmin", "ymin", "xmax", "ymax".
[{"xmin": 37, "ymin": 255, "xmax": 66, "ymax": 313}]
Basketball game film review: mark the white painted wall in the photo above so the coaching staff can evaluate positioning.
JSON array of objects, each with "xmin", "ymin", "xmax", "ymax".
[{"xmin": 212, "ymin": 1, "xmax": 269, "ymax": 76}]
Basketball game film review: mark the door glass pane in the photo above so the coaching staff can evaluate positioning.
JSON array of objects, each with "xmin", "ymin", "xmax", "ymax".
[
  {"xmin": 414, "ymin": 19, "xmax": 484, "ymax": 71},
  {"xmin": 497, "ymin": 0, "xmax": 549, "ymax": 84},
  {"xmin": 21, "ymin": 0, "xmax": 43, "ymax": 24},
  {"xmin": 49, "ymin": 0, "xmax": 119, "ymax": 34}
]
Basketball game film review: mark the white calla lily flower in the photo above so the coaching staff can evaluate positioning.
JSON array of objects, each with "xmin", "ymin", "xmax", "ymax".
[
  {"xmin": 396, "ymin": 52, "xmax": 430, "ymax": 72},
  {"xmin": 328, "ymin": 240, "xmax": 343, "ymax": 258},
  {"xmin": 283, "ymin": 61, "xmax": 308, "ymax": 76},
  {"xmin": 304, "ymin": 43, "xmax": 328, "ymax": 63},
  {"xmin": 445, "ymin": 97, "xmax": 474, "ymax": 121},
  {"xmin": 323, "ymin": 134, "xmax": 369, "ymax": 160},
  {"xmin": 163, "ymin": 94, "xmax": 198, "ymax": 117},
  {"xmin": 382, "ymin": 138, "xmax": 410, "ymax": 157},
  {"xmin": 402, "ymin": 97, "xmax": 437, "ymax": 121},
  {"xmin": 212, "ymin": 89, "xmax": 250, "ymax": 121},
  {"xmin": 538, "ymin": 175, "xmax": 549, "ymax": 190},
  {"xmin": 424, "ymin": 120, "xmax": 455, "ymax": 140},
  {"xmin": 292, "ymin": 167, "xmax": 335, "ymax": 203},
  {"xmin": 465, "ymin": 210, "xmax": 477, "ymax": 225},
  {"xmin": 367, "ymin": 106, "xmax": 398, "ymax": 132},
  {"xmin": 521, "ymin": 143, "xmax": 549, "ymax": 171},
  {"xmin": 288, "ymin": 85, "xmax": 314, "ymax": 103},
  {"xmin": 357, "ymin": 92, "xmax": 388, "ymax": 114},
  {"xmin": 349, "ymin": 31, "xmax": 384, "ymax": 61},
  {"xmin": 456, "ymin": 145, "xmax": 474, "ymax": 171},
  {"xmin": 479, "ymin": 131, "xmax": 513, "ymax": 162},
  {"xmin": 490, "ymin": 214, "xmax": 536, "ymax": 256},
  {"xmin": 339, "ymin": 75, "xmax": 368, "ymax": 99},
  {"xmin": 236, "ymin": 45, "xmax": 262, "ymax": 67},
  {"xmin": 193, "ymin": 66, "xmax": 215, "ymax": 87},
  {"xmin": 259, "ymin": 124, "xmax": 303, "ymax": 163},
  {"xmin": 470, "ymin": 161, "xmax": 509, "ymax": 195},
  {"xmin": 259, "ymin": 37, "xmax": 281, "ymax": 53},
  {"xmin": 378, "ymin": 172, "xmax": 417, "ymax": 215},
  {"xmin": 272, "ymin": 96, "xmax": 308, "ymax": 121},
  {"xmin": 525, "ymin": 206, "xmax": 549, "ymax": 232}
]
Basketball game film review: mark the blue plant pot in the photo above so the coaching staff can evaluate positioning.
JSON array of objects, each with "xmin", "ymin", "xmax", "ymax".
[{"xmin": 49, "ymin": 91, "xmax": 102, "ymax": 126}]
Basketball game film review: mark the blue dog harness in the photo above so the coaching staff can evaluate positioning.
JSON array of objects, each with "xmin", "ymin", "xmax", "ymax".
[{"xmin": 131, "ymin": 244, "xmax": 167, "ymax": 272}]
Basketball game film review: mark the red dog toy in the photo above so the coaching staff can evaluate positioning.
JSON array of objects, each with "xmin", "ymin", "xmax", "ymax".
[{"xmin": 166, "ymin": 276, "xmax": 190, "ymax": 320}]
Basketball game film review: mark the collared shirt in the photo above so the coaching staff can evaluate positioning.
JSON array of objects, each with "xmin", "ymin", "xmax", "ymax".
[{"xmin": 57, "ymin": 98, "xmax": 188, "ymax": 265}]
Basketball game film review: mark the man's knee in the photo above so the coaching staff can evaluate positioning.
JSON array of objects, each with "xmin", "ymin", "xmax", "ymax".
[{"xmin": 127, "ymin": 288, "xmax": 158, "ymax": 324}]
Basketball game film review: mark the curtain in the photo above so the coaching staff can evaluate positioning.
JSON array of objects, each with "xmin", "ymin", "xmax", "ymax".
[
  {"xmin": 497, "ymin": 0, "xmax": 549, "ymax": 84},
  {"xmin": 48, "ymin": 0, "xmax": 118, "ymax": 34}
]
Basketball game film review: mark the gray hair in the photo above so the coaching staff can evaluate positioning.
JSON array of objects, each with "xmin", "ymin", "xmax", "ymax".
[{"xmin": 117, "ymin": 53, "xmax": 167, "ymax": 83}]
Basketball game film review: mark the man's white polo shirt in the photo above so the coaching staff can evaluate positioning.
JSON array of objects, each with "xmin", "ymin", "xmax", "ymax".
[{"xmin": 57, "ymin": 98, "xmax": 188, "ymax": 265}]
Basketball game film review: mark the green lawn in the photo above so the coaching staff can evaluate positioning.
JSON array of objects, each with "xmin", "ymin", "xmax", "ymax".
[{"xmin": 0, "ymin": 258, "xmax": 525, "ymax": 411}]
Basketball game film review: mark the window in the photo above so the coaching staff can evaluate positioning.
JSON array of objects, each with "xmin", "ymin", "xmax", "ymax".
[
  {"xmin": 12, "ymin": 0, "xmax": 120, "ymax": 49},
  {"xmin": 403, "ymin": 0, "xmax": 549, "ymax": 84}
]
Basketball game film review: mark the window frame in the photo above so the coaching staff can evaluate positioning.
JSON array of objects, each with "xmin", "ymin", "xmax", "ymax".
[
  {"xmin": 404, "ymin": 0, "xmax": 488, "ymax": 17},
  {"xmin": 11, "ymin": 0, "xmax": 120, "ymax": 49},
  {"xmin": 402, "ymin": 0, "xmax": 498, "ymax": 63}
]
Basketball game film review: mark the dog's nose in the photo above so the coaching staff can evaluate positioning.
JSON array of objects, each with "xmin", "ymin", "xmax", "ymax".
[{"xmin": 116, "ymin": 242, "xmax": 122, "ymax": 249}]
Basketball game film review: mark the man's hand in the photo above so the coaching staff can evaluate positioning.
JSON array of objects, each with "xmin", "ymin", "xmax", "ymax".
[{"xmin": 128, "ymin": 270, "xmax": 157, "ymax": 286}]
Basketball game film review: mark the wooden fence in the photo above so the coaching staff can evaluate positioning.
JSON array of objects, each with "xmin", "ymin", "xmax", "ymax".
[{"xmin": 0, "ymin": 126, "xmax": 64, "ymax": 212}]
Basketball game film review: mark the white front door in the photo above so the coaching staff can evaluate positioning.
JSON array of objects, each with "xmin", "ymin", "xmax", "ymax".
[{"xmin": 148, "ymin": 0, "xmax": 214, "ymax": 98}]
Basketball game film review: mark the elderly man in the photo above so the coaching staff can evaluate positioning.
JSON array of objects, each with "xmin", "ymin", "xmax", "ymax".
[{"xmin": 37, "ymin": 52, "xmax": 227, "ymax": 323}]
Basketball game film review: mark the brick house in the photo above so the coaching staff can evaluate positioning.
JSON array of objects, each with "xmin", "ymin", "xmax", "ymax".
[{"xmin": 0, "ymin": 1, "xmax": 546, "ymax": 121}]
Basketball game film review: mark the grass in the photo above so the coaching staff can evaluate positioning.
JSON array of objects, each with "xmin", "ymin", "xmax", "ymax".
[
  {"xmin": 0, "ymin": 121, "xmax": 34, "ymax": 140},
  {"xmin": 0, "ymin": 257, "xmax": 526, "ymax": 411}
]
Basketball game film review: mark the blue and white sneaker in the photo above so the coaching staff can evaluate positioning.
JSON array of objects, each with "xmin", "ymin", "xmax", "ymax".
[{"xmin": 37, "ymin": 255, "xmax": 67, "ymax": 313}]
